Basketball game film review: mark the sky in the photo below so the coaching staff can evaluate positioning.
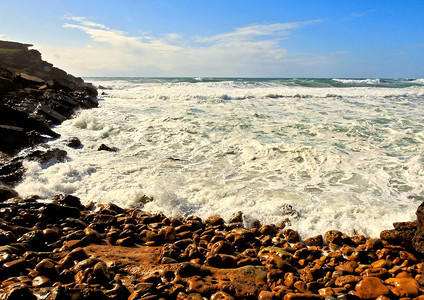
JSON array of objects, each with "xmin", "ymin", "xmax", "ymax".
[{"xmin": 0, "ymin": 1, "xmax": 423, "ymax": 78}]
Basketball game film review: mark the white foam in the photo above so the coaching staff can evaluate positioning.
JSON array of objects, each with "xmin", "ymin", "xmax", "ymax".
[
  {"xmin": 332, "ymin": 78, "xmax": 381, "ymax": 85},
  {"xmin": 15, "ymin": 80, "xmax": 424, "ymax": 237}
]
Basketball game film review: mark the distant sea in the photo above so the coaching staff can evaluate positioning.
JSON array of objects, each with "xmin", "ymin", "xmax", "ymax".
[{"xmin": 16, "ymin": 77, "xmax": 424, "ymax": 237}]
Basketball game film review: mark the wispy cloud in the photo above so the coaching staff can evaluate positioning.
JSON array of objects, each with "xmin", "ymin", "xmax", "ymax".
[
  {"xmin": 196, "ymin": 21, "xmax": 320, "ymax": 44},
  {"xmin": 66, "ymin": 17, "xmax": 110, "ymax": 30},
  {"xmin": 350, "ymin": 10, "xmax": 376, "ymax": 18},
  {"xmin": 38, "ymin": 17, "xmax": 322, "ymax": 76},
  {"xmin": 0, "ymin": 34, "xmax": 5, "ymax": 40}
]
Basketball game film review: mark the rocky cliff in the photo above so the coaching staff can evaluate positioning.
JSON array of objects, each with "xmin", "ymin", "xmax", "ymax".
[{"xmin": 0, "ymin": 40, "xmax": 98, "ymax": 185}]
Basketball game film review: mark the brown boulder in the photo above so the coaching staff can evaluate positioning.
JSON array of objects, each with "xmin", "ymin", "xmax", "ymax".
[
  {"xmin": 355, "ymin": 277, "xmax": 389, "ymax": 299},
  {"xmin": 413, "ymin": 201, "xmax": 424, "ymax": 253},
  {"xmin": 391, "ymin": 277, "xmax": 420, "ymax": 297}
]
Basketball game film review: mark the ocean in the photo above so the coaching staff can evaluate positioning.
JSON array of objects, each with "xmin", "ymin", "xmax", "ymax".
[{"xmin": 15, "ymin": 77, "xmax": 424, "ymax": 238}]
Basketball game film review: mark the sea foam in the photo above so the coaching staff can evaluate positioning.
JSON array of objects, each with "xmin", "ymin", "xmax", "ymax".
[{"xmin": 15, "ymin": 78, "xmax": 424, "ymax": 238}]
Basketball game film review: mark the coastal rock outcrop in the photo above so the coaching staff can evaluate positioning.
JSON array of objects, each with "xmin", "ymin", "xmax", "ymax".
[{"xmin": 0, "ymin": 40, "xmax": 98, "ymax": 186}]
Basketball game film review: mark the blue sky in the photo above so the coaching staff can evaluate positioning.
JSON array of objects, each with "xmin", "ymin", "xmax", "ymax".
[{"xmin": 1, "ymin": 1, "xmax": 423, "ymax": 78}]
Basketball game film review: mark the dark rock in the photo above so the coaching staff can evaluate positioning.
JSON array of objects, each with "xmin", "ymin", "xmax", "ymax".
[
  {"xmin": 0, "ymin": 229, "xmax": 16, "ymax": 245},
  {"xmin": 24, "ymin": 148, "xmax": 67, "ymax": 164},
  {"xmin": 205, "ymin": 216, "xmax": 225, "ymax": 227},
  {"xmin": 71, "ymin": 257, "xmax": 100, "ymax": 273},
  {"xmin": 35, "ymin": 258, "xmax": 59, "ymax": 279},
  {"xmin": 0, "ymin": 160, "xmax": 25, "ymax": 185},
  {"xmin": 54, "ymin": 193, "xmax": 85, "ymax": 210},
  {"xmin": 304, "ymin": 235, "xmax": 324, "ymax": 247},
  {"xmin": 98, "ymin": 144, "xmax": 118, "ymax": 152},
  {"xmin": 43, "ymin": 203, "xmax": 81, "ymax": 221},
  {"xmin": 0, "ymin": 40, "xmax": 97, "ymax": 181},
  {"xmin": 413, "ymin": 201, "xmax": 424, "ymax": 253},
  {"xmin": 380, "ymin": 221, "xmax": 417, "ymax": 250},
  {"xmin": 229, "ymin": 211, "xmax": 243, "ymax": 223},
  {"xmin": 0, "ymin": 185, "xmax": 18, "ymax": 202},
  {"xmin": 0, "ymin": 283, "xmax": 37, "ymax": 300},
  {"xmin": 17, "ymin": 230, "xmax": 46, "ymax": 250},
  {"xmin": 84, "ymin": 227, "xmax": 101, "ymax": 243},
  {"xmin": 116, "ymin": 236, "xmax": 134, "ymax": 247},
  {"xmin": 32, "ymin": 275, "xmax": 51, "ymax": 287},
  {"xmin": 66, "ymin": 136, "xmax": 82, "ymax": 148},
  {"xmin": 66, "ymin": 247, "xmax": 89, "ymax": 261}
]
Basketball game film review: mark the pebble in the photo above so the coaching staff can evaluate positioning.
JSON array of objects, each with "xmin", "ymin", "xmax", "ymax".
[{"xmin": 0, "ymin": 195, "xmax": 423, "ymax": 299}]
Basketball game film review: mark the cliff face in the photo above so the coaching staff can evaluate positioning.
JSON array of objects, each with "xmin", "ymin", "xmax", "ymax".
[
  {"xmin": 0, "ymin": 41, "xmax": 93, "ymax": 93},
  {"xmin": 0, "ymin": 40, "xmax": 98, "ymax": 184}
]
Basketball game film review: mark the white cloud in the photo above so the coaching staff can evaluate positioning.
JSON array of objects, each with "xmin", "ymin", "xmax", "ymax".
[
  {"xmin": 0, "ymin": 34, "xmax": 6, "ymax": 40},
  {"xmin": 66, "ymin": 17, "xmax": 109, "ymax": 30},
  {"xmin": 38, "ymin": 17, "xmax": 322, "ymax": 77},
  {"xmin": 196, "ymin": 20, "xmax": 320, "ymax": 44},
  {"xmin": 350, "ymin": 10, "xmax": 376, "ymax": 18}
]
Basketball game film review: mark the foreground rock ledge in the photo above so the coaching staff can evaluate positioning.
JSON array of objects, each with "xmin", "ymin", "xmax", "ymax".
[{"xmin": 0, "ymin": 194, "xmax": 423, "ymax": 300}]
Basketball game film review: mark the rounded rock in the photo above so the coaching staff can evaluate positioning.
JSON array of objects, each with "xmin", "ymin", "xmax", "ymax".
[
  {"xmin": 355, "ymin": 277, "xmax": 389, "ymax": 299},
  {"xmin": 392, "ymin": 277, "xmax": 419, "ymax": 297}
]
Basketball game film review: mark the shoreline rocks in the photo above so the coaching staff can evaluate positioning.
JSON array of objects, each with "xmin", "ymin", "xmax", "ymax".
[
  {"xmin": 0, "ymin": 194, "xmax": 423, "ymax": 299},
  {"xmin": 0, "ymin": 40, "xmax": 98, "ymax": 186}
]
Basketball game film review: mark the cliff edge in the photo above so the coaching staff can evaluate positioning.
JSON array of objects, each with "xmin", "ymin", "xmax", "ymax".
[{"xmin": 0, "ymin": 40, "xmax": 98, "ymax": 185}]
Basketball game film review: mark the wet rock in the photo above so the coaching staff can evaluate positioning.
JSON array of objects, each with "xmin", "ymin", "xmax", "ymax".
[
  {"xmin": 42, "ymin": 228, "xmax": 60, "ymax": 243},
  {"xmin": 371, "ymin": 259, "xmax": 392, "ymax": 269},
  {"xmin": 35, "ymin": 258, "xmax": 58, "ymax": 279},
  {"xmin": 360, "ymin": 267, "xmax": 388, "ymax": 278},
  {"xmin": 54, "ymin": 193, "xmax": 85, "ymax": 210},
  {"xmin": 158, "ymin": 226, "xmax": 176, "ymax": 243},
  {"xmin": 205, "ymin": 215, "xmax": 225, "ymax": 227},
  {"xmin": 413, "ymin": 201, "xmax": 424, "ymax": 253},
  {"xmin": 0, "ymin": 283, "xmax": 37, "ymax": 300},
  {"xmin": 390, "ymin": 277, "xmax": 419, "ymax": 297},
  {"xmin": 228, "ymin": 211, "xmax": 243, "ymax": 223},
  {"xmin": 17, "ymin": 230, "xmax": 46, "ymax": 250},
  {"xmin": 258, "ymin": 291, "xmax": 276, "ymax": 300},
  {"xmin": 0, "ymin": 186, "xmax": 18, "ymax": 202},
  {"xmin": 24, "ymin": 148, "xmax": 67, "ymax": 164},
  {"xmin": 355, "ymin": 277, "xmax": 389, "ymax": 299},
  {"xmin": 0, "ymin": 229, "xmax": 16, "ymax": 245},
  {"xmin": 325, "ymin": 230, "xmax": 352, "ymax": 246},
  {"xmin": 283, "ymin": 293, "xmax": 324, "ymax": 299},
  {"xmin": 117, "ymin": 236, "xmax": 134, "ymax": 247},
  {"xmin": 2, "ymin": 258, "xmax": 30, "ymax": 275},
  {"xmin": 282, "ymin": 228, "xmax": 300, "ymax": 243},
  {"xmin": 259, "ymin": 224, "xmax": 278, "ymax": 235},
  {"xmin": 93, "ymin": 261, "xmax": 113, "ymax": 284},
  {"xmin": 0, "ymin": 160, "xmax": 25, "ymax": 185},
  {"xmin": 335, "ymin": 275, "xmax": 362, "ymax": 287},
  {"xmin": 66, "ymin": 247, "xmax": 89, "ymax": 261},
  {"xmin": 66, "ymin": 136, "xmax": 82, "ymax": 148},
  {"xmin": 304, "ymin": 235, "xmax": 324, "ymax": 247},
  {"xmin": 98, "ymin": 144, "xmax": 118, "ymax": 152},
  {"xmin": 43, "ymin": 203, "xmax": 81, "ymax": 221},
  {"xmin": 84, "ymin": 227, "xmax": 101, "ymax": 243},
  {"xmin": 64, "ymin": 239, "xmax": 88, "ymax": 249},
  {"xmin": 71, "ymin": 257, "xmax": 100, "ymax": 273},
  {"xmin": 32, "ymin": 275, "xmax": 51, "ymax": 287},
  {"xmin": 380, "ymin": 221, "xmax": 417, "ymax": 249},
  {"xmin": 335, "ymin": 261, "xmax": 358, "ymax": 274},
  {"xmin": 210, "ymin": 291, "xmax": 235, "ymax": 300}
]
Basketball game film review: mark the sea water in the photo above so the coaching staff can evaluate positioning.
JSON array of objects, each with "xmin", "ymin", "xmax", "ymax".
[{"xmin": 15, "ymin": 78, "xmax": 424, "ymax": 237}]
